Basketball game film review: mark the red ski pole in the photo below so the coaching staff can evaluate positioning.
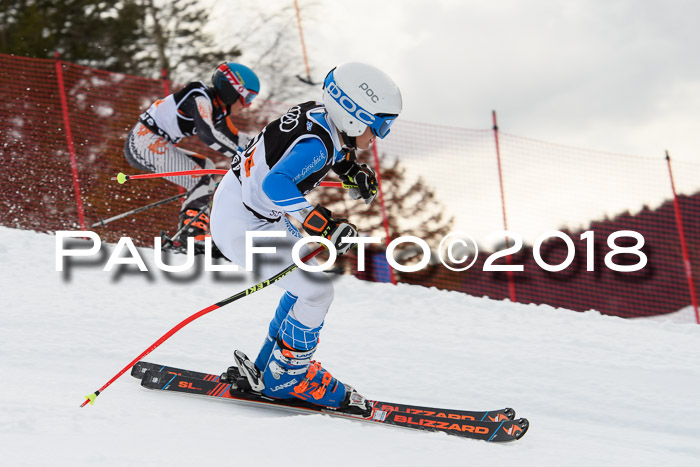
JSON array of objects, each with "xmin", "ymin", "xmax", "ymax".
[
  {"xmin": 112, "ymin": 170, "xmax": 344, "ymax": 188},
  {"xmin": 80, "ymin": 245, "xmax": 325, "ymax": 407}
]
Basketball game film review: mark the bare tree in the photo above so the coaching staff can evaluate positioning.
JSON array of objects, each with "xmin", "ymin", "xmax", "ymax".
[
  {"xmin": 207, "ymin": 0, "xmax": 321, "ymax": 104},
  {"xmin": 139, "ymin": 0, "xmax": 242, "ymax": 83}
]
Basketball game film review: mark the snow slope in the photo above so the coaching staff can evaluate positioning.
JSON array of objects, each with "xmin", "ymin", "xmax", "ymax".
[{"xmin": 1, "ymin": 226, "xmax": 699, "ymax": 466}]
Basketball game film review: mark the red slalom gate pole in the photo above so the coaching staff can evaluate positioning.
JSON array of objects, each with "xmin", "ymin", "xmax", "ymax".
[
  {"xmin": 371, "ymin": 140, "xmax": 396, "ymax": 285},
  {"xmin": 492, "ymin": 111, "xmax": 516, "ymax": 302},
  {"xmin": 80, "ymin": 245, "xmax": 325, "ymax": 407},
  {"xmin": 55, "ymin": 52, "xmax": 86, "ymax": 229},
  {"xmin": 112, "ymin": 169, "xmax": 343, "ymax": 188},
  {"xmin": 665, "ymin": 151, "xmax": 700, "ymax": 324}
]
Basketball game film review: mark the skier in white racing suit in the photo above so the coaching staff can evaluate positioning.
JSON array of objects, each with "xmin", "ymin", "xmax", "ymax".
[
  {"xmin": 210, "ymin": 62, "xmax": 402, "ymax": 415},
  {"xmin": 124, "ymin": 62, "xmax": 259, "ymax": 245}
]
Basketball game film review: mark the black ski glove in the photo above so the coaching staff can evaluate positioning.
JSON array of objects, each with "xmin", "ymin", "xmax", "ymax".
[
  {"xmin": 339, "ymin": 163, "xmax": 378, "ymax": 205},
  {"xmin": 302, "ymin": 205, "xmax": 358, "ymax": 255}
]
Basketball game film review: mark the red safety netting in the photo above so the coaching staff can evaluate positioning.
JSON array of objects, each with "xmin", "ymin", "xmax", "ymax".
[
  {"xmin": 1, "ymin": 53, "xmax": 698, "ymax": 322},
  {"xmin": 376, "ymin": 119, "xmax": 700, "ymax": 321},
  {"xmin": 0, "ymin": 54, "xmax": 284, "ymax": 243}
]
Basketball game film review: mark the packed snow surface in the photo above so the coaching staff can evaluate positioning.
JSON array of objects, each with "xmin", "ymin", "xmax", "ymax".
[{"xmin": 1, "ymin": 226, "xmax": 699, "ymax": 466}]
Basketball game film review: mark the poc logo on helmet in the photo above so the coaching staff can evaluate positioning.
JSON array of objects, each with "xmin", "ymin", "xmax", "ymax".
[
  {"xmin": 327, "ymin": 82, "xmax": 375, "ymax": 125},
  {"xmin": 359, "ymin": 83, "xmax": 380, "ymax": 103}
]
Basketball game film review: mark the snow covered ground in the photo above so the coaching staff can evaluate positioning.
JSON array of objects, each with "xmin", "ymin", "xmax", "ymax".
[{"xmin": 1, "ymin": 226, "xmax": 700, "ymax": 466}]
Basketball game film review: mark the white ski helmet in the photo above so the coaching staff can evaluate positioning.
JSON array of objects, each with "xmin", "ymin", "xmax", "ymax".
[{"xmin": 322, "ymin": 62, "xmax": 402, "ymax": 139}]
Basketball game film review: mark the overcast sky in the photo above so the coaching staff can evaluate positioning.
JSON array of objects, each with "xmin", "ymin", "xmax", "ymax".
[{"xmin": 209, "ymin": 0, "xmax": 700, "ymax": 162}]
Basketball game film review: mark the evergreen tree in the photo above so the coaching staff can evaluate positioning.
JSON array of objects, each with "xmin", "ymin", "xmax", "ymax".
[
  {"xmin": 0, "ymin": 0, "xmax": 146, "ymax": 74},
  {"xmin": 0, "ymin": 0, "xmax": 241, "ymax": 82}
]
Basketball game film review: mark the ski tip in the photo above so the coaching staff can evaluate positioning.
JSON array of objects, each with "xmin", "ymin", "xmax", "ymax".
[
  {"xmin": 116, "ymin": 172, "xmax": 128, "ymax": 184},
  {"xmin": 131, "ymin": 361, "xmax": 149, "ymax": 377},
  {"xmin": 510, "ymin": 418, "xmax": 529, "ymax": 440},
  {"xmin": 489, "ymin": 417, "xmax": 529, "ymax": 441}
]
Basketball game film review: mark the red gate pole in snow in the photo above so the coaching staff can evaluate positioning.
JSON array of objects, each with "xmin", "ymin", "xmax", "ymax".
[
  {"xmin": 492, "ymin": 111, "xmax": 516, "ymax": 302},
  {"xmin": 371, "ymin": 140, "xmax": 397, "ymax": 285},
  {"xmin": 665, "ymin": 151, "xmax": 700, "ymax": 324},
  {"xmin": 54, "ymin": 52, "xmax": 85, "ymax": 229}
]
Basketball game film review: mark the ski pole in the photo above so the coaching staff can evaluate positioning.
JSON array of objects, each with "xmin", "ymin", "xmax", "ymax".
[
  {"xmin": 80, "ymin": 245, "xmax": 325, "ymax": 407},
  {"xmin": 91, "ymin": 192, "xmax": 186, "ymax": 228},
  {"xmin": 113, "ymin": 169, "xmax": 227, "ymax": 183},
  {"xmin": 112, "ymin": 170, "xmax": 346, "ymax": 188}
]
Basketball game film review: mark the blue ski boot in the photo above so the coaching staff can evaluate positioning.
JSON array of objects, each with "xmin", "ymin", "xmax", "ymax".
[
  {"xmin": 253, "ymin": 292, "xmax": 298, "ymax": 373},
  {"xmin": 260, "ymin": 314, "xmax": 371, "ymax": 416}
]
